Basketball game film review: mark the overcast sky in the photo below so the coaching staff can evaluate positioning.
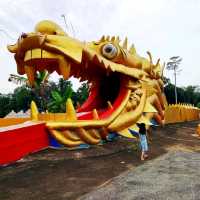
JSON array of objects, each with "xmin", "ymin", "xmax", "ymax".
[{"xmin": 0, "ymin": 0, "xmax": 200, "ymax": 93}]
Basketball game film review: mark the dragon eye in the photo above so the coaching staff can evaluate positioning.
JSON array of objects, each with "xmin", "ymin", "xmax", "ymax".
[{"xmin": 101, "ymin": 43, "xmax": 118, "ymax": 59}]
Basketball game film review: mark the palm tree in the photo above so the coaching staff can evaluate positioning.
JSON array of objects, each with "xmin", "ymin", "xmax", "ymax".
[
  {"xmin": 47, "ymin": 86, "xmax": 73, "ymax": 113},
  {"xmin": 8, "ymin": 74, "xmax": 29, "ymax": 85},
  {"xmin": 8, "ymin": 70, "xmax": 49, "ymax": 87},
  {"xmin": 8, "ymin": 70, "xmax": 50, "ymax": 112}
]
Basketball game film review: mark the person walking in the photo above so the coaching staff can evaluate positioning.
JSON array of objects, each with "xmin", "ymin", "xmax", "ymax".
[{"xmin": 136, "ymin": 123, "xmax": 149, "ymax": 161}]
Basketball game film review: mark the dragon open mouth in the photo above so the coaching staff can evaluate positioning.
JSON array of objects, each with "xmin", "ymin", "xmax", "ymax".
[
  {"xmin": 7, "ymin": 20, "xmax": 166, "ymax": 146},
  {"xmin": 23, "ymin": 48, "xmax": 130, "ymax": 121},
  {"xmin": 7, "ymin": 28, "xmax": 151, "ymax": 131}
]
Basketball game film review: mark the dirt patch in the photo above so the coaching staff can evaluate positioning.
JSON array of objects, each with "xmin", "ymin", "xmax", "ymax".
[{"xmin": 0, "ymin": 121, "xmax": 200, "ymax": 200}]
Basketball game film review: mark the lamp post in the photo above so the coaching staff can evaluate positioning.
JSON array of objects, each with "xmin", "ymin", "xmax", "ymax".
[
  {"xmin": 166, "ymin": 56, "xmax": 182, "ymax": 104},
  {"xmin": 61, "ymin": 14, "xmax": 69, "ymax": 33},
  {"xmin": 61, "ymin": 14, "xmax": 75, "ymax": 37}
]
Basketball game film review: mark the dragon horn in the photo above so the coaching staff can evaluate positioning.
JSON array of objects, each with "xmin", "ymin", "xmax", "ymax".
[
  {"xmin": 111, "ymin": 36, "xmax": 115, "ymax": 42},
  {"xmin": 122, "ymin": 37, "xmax": 128, "ymax": 49},
  {"xmin": 155, "ymin": 58, "xmax": 160, "ymax": 68},
  {"xmin": 115, "ymin": 36, "xmax": 120, "ymax": 43},
  {"xmin": 106, "ymin": 35, "xmax": 110, "ymax": 41},
  {"xmin": 99, "ymin": 35, "xmax": 105, "ymax": 42},
  {"xmin": 161, "ymin": 62, "xmax": 166, "ymax": 78},
  {"xmin": 129, "ymin": 44, "xmax": 136, "ymax": 54},
  {"xmin": 147, "ymin": 51, "xmax": 153, "ymax": 64},
  {"xmin": 147, "ymin": 51, "xmax": 153, "ymax": 74}
]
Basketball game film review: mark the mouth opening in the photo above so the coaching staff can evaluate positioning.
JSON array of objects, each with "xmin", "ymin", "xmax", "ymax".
[
  {"xmin": 77, "ymin": 72, "xmax": 128, "ymax": 120},
  {"xmin": 23, "ymin": 48, "xmax": 129, "ymax": 121}
]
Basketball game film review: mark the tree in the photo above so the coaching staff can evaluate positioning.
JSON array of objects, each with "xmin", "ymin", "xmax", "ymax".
[
  {"xmin": 8, "ymin": 70, "xmax": 49, "ymax": 88},
  {"xmin": 183, "ymin": 85, "xmax": 200, "ymax": 105},
  {"xmin": 164, "ymin": 80, "xmax": 200, "ymax": 106},
  {"xmin": 6, "ymin": 73, "xmax": 90, "ymax": 114},
  {"xmin": 8, "ymin": 71, "xmax": 50, "ymax": 112},
  {"xmin": 76, "ymin": 82, "xmax": 89, "ymax": 106},
  {"xmin": 166, "ymin": 56, "xmax": 182, "ymax": 104},
  {"xmin": 11, "ymin": 86, "xmax": 32, "ymax": 113},
  {"xmin": 47, "ymin": 80, "xmax": 89, "ymax": 113},
  {"xmin": 47, "ymin": 84, "xmax": 73, "ymax": 113},
  {"xmin": 164, "ymin": 83, "xmax": 176, "ymax": 104},
  {"xmin": 0, "ymin": 94, "xmax": 12, "ymax": 117}
]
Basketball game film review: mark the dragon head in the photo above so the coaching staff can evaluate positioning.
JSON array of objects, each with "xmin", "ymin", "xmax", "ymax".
[{"xmin": 8, "ymin": 20, "xmax": 166, "ymax": 146}]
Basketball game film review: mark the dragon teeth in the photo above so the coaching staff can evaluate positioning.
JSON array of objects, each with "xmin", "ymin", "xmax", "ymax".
[
  {"xmin": 58, "ymin": 57, "xmax": 71, "ymax": 80},
  {"xmin": 107, "ymin": 101, "xmax": 113, "ymax": 109},
  {"xmin": 66, "ymin": 98, "xmax": 77, "ymax": 121},
  {"xmin": 92, "ymin": 109, "xmax": 99, "ymax": 120},
  {"xmin": 85, "ymin": 61, "xmax": 89, "ymax": 69},
  {"xmin": 24, "ymin": 65, "xmax": 35, "ymax": 86}
]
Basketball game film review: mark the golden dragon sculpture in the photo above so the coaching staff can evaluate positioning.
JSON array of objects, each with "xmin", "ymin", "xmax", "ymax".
[{"xmin": 8, "ymin": 20, "xmax": 168, "ymax": 147}]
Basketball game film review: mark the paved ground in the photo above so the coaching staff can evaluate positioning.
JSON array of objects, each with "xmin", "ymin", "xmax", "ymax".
[
  {"xmin": 80, "ymin": 151, "xmax": 200, "ymax": 200},
  {"xmin": 0, "ymin": 121, "xmax": 200, "ymax": 200}
]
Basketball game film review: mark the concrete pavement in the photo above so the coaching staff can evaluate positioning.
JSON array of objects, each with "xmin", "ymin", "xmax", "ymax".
[{"xmin": 80, "ymin": 151, "xmax": 200, "ymax": 200}]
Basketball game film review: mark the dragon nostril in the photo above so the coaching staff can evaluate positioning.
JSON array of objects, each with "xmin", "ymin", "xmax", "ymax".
[{"xmin": 21, "ymin": 33, "xmax": 28, "ymax": 39}]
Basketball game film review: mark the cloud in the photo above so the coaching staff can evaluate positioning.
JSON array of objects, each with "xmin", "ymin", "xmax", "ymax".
[{"xmin": 0, "ymin": 0, "xmax": 200, "ymax": 93}]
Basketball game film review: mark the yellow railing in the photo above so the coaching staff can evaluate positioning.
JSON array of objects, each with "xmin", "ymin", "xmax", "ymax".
[
  {"xmin": 38, "ymin": 113, "xmax": 69, "ymax": 121},
  {"xmin": 0, "ymin": 118, "xmax": 30, "ymax": 127},
  {"xmin": 165, "ymin": 104, "xmax": 200, "ymax": 124}
]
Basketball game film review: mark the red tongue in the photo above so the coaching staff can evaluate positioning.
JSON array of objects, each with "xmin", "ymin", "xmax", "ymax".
[
  {"xmin": 76, "ymin": 84, "xmax": 101, "ymax": 113},
  {"xmin": 77, "ymin": 85, "xmax": 128, "ymax": 120},
  {"xmin": 99, "ymin": 88, "xmax": 128, "ymax": 119}
]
